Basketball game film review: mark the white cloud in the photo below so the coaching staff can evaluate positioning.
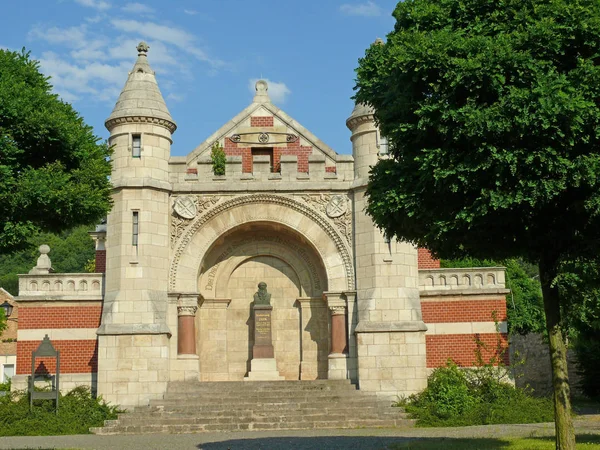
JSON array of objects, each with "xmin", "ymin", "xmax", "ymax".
[
  {"xmin": 29, "ymin": 25, "xmax": 88, "ymax": 48},
  {"xmin": 110, "ymin": 19, "xmax": 225, "ymax": 68},
  {"xmin": 74, "ymin": 0, "xmax": 111, "ymax": 11},
  {"xmin": 248, "ymin": 78, "xmax": 291, "ymax": 104},
  {"xmin": 340, "ymin": 1, "xmax": 382, "ymax": 17},
  {"xmin": 166, "ymin": 92, "xmax": 184, "ymax": 102},
  {"xmin": 38, "ymin": 51, "xmax": 129, "ymax": 103},
  {"xmin": 183, "ymin": 9, "xmax": 197, "ymax": 15},
  {"xmin": 121, "ymin": 3, "xmax": 155, "ymax": 15}
]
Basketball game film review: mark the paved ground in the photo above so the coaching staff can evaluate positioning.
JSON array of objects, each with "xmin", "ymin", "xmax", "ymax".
[{"xmin": 0, "ymin": 417, "xmax": 598, "ymax": 450}]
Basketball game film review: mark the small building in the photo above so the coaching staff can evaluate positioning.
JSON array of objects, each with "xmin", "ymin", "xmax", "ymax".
[
  {"xmin": 0, "ymin": 288, "xmax": 18, "ymax": 383},
  {"xmin": 12, "ymin": 43, "xmax": 509, "ymax": 408}
]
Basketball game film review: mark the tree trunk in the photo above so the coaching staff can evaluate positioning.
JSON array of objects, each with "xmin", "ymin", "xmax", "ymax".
[{"xmin": 539, "ymin": 256, "xmax": 576, "ymax": 450}]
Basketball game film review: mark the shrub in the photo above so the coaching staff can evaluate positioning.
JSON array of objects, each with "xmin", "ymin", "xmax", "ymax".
[
  {"xmin": 400, "ymin": 362, "xmax": 554, "ymax": 427},
  {"xmin": 0, "ymin": 386, "xmax": 121, "ymax": 436},
  {"xmin": 210, "ymin": 142, "xmax": 226, "ymax": 176}
]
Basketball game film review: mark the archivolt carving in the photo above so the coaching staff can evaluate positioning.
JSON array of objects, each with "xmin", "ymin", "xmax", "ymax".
[
  {"xmin": 169, "ymin": 194, "xmax": 354, "ymax": 291},
  {"xmin": 299, "ymin": 193, "xmax": 352, "ymax": 246},
  {"xmin": 170, "ymin": 195, "xmax": 221, "ymax": 247}
]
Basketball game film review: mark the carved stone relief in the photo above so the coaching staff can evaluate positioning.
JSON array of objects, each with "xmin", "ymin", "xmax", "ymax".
[
  {"xmin": 169, "ymin": 194, "xmax": 355, "ymax": 292},
  {"xmin": 300, "ymin": 193, "xmax": 352, "ymax": 246},
  {"xmin": 170, "ymin": 195, "xmax": 221, "ymax": 248}
]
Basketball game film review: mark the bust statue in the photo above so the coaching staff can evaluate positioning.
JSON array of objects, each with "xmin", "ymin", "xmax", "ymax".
[{"xmin": 253, "ymin": 282, "xmax": 271, "ymax": 306}]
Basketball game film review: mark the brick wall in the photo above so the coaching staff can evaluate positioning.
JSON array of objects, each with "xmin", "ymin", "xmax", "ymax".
[
  {"xmin": 95, "ymin": 249, "xmax": 106, "ymax": 273},
  {"xmin": 422, "ymin": 300, "xmax": 507, "ymax": 323},
  {"xmin": 422, "ymin": 294, "xmax": 508, "ymax": 368},
  {"xmin": 17, "ymin": 340, "xmax": 98, "ymax": 374},
  {"xmin": 250, "ymin": 116, "xmax": 274, "ymax": 127},
  {"xmin": 19, "ymin": 306, "xmax": 102, "ymax": 329},
  {"xmin": 418, "ymin": 248, "xmax": 440, "ymax": 269},
  {"xmin": 426, "ymin": 333, "xmax": 509, "ymax": 368},
  {"xmin": 16, "ymin": 302, "xmax": 102, "ymax": 376},
  {"xmin": 224, "ymin": 116, "xmax": 319, "ymax": 174}
]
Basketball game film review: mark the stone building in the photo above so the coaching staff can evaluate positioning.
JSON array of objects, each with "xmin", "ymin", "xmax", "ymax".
[{"xmin": 13, "ymin": 43, "xmax": 509, "ymax": 408}]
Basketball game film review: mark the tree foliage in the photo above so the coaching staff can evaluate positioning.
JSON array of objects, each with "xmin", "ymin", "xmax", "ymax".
[
  {"xmin": 0, "ymin": 49, "xmax": 112, "ymax": 253},
  {"xmin": 354, "ymin": 0, "xmax": 600, "ymax": 447},
  {"xmin": 0, "ymin": 225, "xmax": 96, "ymax": 295}
]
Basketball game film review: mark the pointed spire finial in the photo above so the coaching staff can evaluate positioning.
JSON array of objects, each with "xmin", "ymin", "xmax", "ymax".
[{"xmin": 137, "ymin": 41, "xmax": 149, "ymax": 56}]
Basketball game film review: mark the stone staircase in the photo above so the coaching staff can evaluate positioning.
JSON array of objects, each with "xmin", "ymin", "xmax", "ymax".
[{"xmin": 91, "ymin": 380, "xmax": 414, "ymax": 434}]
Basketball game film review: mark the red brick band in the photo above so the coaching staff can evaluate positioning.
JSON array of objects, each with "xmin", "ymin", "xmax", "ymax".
[
  {"xmin": 250, "ymin": 116, "xmax": 274, "ymax": 127},
  {"xmin": 422, "ymin": 300, "xmax": 507, "ymax": 323},
  {"xmin": 426, "ymin": 333, "xmax": 509, "ymax": 368},
  {"xmin": 19, "ymin": 306, "xmax": 102, "ymax": 329},
  {"xmin": 17, "ymin": 339, "xmax": 98, "ymax": 374},
  {"xmin": 418, "ymin": 248, "xmax": 440, "ymax": 269}
]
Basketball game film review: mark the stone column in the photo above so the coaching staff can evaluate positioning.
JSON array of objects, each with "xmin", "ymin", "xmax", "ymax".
[
  {"xmin": 177, "ymin": 305, "xmax": 197, "ymax": 356},
  {"xmin": 324, "ymin": 292, "xmax": 349, "ymax": 380}
]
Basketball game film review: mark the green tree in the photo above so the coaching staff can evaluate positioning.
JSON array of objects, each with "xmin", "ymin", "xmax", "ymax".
[
  {"xmin": 0, "ymin": 225, "xmax": 96, "ymax": 295},
  {"xmin": 0, "ymin": 49, "xmax": 112, "ymax": 253},
  {"xmin": 354, "ymin": 0, "xmax": 600, "ymax": 447}
]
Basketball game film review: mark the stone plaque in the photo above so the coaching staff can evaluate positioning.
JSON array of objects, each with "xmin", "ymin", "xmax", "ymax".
[
  {"xmin": 254, "ymin": 310, "xmax": 271, "ymax": 344},
  {"xmin": 252, "ymin": 305, "xmax": 274, "ymax": 358}
]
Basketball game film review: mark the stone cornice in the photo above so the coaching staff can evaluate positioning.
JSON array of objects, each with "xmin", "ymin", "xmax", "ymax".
[
  {"xmin": 105, "ymin": 115, "xmax": 177, "ymax": 133},
  {"xmin": 346, "ymin": 113, "xmax": 375, "ymax": 131}
]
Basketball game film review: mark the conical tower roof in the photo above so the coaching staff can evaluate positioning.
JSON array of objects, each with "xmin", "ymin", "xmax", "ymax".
[{"xmin": 105, "ymin": 42, "xmax": 176, "ymax": 133}]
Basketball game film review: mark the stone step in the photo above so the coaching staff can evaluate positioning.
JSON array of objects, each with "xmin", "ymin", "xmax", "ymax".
[
  {"xmin": 148, "ymin": 396, "xmax": 393, "ymax": 408},
  {"xmin": 159, "ymin": 391, "xmax": 377, "ymax": 402},
  {"xmin": 91, "ymin": 379, "xmax": 415, "ymax": 435},
  {"xmin": 128, "ymin": 405, "xmax": 402, "ymax": 417},
  {"xmin": 112, "ymin": 411, "xmax": 408, "ymax": 426},
  {"xmin": 165, "ymin": 380, "xmax": 355, "ymax": 393},
  {"xmin": 113, "ymin": 408, "xmax": 407, "ymax": 425},
  {"xmin": 91, "ymin": 418, "xmax": 413, "ymax": 435}
]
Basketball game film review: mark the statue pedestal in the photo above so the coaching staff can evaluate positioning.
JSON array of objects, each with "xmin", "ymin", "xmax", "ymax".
[{"xmin": 245, "ymin": 305, "xmax": 284, "ymax": 381}]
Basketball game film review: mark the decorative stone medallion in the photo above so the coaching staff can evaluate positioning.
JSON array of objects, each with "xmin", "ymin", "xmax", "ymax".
[
  {"xmin": 173, "ymin": 196, "xmax": 198, "ymax": 219},
  {"xmin": 326, "ymin": 195, "xmax": 348, "ymax": 218}
]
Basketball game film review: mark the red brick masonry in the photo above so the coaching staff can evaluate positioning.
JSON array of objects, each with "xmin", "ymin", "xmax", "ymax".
[
  {"xmin": 17, "ymin": 340, "xmax": 98, "ymax": 374},
  {"xmin": 19, "ymin": 306, "xmax": 102, "ymax": 329},
  {"xmin": 426, "ymin": 333, "xmax": 509, "ymax": 368},
  {"xmin": 422, "ymin": 300, "xmax": 507, "ymax": 323},
  {"xmin": 418, "ymin": 248, "xmax": 440, "ymax": 269},
  {"xmin": 95, "ymin": 250, "xmax": 106, "ymax": 273}
]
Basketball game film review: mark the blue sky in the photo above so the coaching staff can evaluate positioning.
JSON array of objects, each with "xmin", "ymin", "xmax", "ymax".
[{"xmin": 2, "ymin": 0, "xmax": 397, "ymax": 157}]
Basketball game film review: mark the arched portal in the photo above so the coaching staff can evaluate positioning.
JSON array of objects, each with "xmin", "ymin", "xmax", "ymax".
[{"xmin": 196, "ymin": 223, "xmax": 329, "ymax": 381}]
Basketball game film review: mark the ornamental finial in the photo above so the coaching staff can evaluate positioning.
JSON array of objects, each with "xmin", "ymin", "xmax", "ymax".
[{"xmin": 137, "ymin": 41, "xmax": 149, "ymax": 56}]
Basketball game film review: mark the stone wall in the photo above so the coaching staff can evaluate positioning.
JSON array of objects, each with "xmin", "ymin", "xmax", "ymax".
[{"xmin": 510, "ymin": 333, "xmax": 583, "ymax": 397}]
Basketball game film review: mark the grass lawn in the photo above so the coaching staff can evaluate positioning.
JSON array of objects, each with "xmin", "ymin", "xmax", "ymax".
[{"xmin": 389, "ymin": 434, "xmax": 600, "ymax": 449}]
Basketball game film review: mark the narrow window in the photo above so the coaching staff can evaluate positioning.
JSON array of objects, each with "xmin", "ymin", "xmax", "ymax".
[
  {"xmin": 376, "ymin": 129, "xmax": 388, "ymax": 156},
  {"xmin": 132, "ymin": 134, "xmax": 141, "ymax": 158},
  {"xmin": 132, "ymin": 211, "xmax": 139, "ymax": 246}
]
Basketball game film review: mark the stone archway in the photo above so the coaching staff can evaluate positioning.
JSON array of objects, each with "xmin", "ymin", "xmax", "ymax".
[
  {"xmin": 169, "ymin": 194, "xmax": 355, "ymax": 381},
  {"xmin": 196, "ymin": 224, "xmax": 330, "ymax": 381}
]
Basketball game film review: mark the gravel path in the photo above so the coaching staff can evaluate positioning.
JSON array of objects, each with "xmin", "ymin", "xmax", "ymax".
[{"xmin": 0, "ymin": 417, "xmax": 597, "ymax": 450}]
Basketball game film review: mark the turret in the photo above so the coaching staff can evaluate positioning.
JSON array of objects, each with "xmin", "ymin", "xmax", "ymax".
[
  {"xmin": 98, "ymin": 42, "xmax": 175, "ymax": 408},
  {"xmin": 346, "ymin": 102, "xmax": 378, "ymax": 181},
  {"xmin": 347, "ymin": 96, "xmax": 427, "ymax": 400},
  {"xmin": 105, "ymin": 41, "xmax": 176, "ymax": 186}
]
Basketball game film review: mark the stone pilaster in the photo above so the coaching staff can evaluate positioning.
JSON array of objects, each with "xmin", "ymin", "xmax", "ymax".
[{"xmin": 324, "ymin": 292, "xmax": 349, "ymax": 380}]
